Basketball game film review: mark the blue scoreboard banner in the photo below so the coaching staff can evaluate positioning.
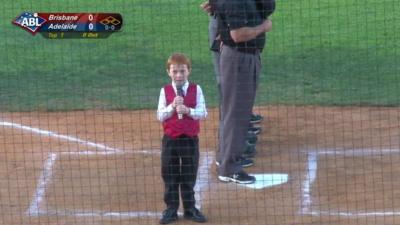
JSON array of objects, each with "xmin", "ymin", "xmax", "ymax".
[{"xmin": 12, "ymin": 12, "xmax": 123, "ymax": 39}]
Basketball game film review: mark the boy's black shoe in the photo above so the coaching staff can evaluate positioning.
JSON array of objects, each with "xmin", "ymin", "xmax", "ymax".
[
  {"xmin": 184, "ymin": 208, "xmax": 207, "ymax": 223},
  {"xmin": 218, "ymin": 170, "xmax": 256, "ymax": 184},
  {"xmin": 248, "ymin": 126, "xmax": 262, "ymax": 135},
  {"xmin": 159, "ymin": 208, "xmax": 178, "ymax": 224},
  {"xmin": 243, "ymin": 143, "xmax": 257, "ymax": 158},
  {"xmin": 250, "ymin": 113, "xmax": 264, "ymax": 124}
]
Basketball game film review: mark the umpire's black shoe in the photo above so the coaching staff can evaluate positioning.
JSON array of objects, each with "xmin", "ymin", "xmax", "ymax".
[
  {"xmin": 159, "ymin": 208, "xmax": 178, "ymax": 224},
  {"xmin": 216, "ymin": 157, "xmax": 254, "ymax": 168},
  {"xmin": 250, "ymin": 113, "xmax": 264, "ymax": 124},
  {"xmin": 248, "ymin": 126, "xmax": 262, "ymax": 135},
  {"xmin": 238, "ymin": 156, "xmax": 254, "ymax": 167},
  {"xmin": 218, "ymin": 170, "xmax": 256, "ymax": 184},
  {"xmin": 246, "ymin": 131, "xmax": 258, "ymax": 144},
  {"xmin": 246, "ymin": 140, "xmax": 256, "ymax": 147},
  {"xmin": 243, "ymin": 143, "xmax": 257, "ymax": 158},
  {"xmin": 184, "ymin": 208, "xmax": 207, "ymax": 223}
]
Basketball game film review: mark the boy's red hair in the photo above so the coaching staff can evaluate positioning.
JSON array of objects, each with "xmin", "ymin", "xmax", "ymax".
[{"xmin": 166, "ymin": 53, "xmax": 191, "ymax": 70}]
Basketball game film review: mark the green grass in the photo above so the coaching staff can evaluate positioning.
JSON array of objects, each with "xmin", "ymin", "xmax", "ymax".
[{"xmin": 0, "ymin": 0, "xmax": 399, "ymax": 111}]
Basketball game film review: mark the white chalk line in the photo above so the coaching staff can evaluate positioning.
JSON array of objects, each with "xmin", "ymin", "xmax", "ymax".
[
  {"xmin": 27, "ymin": 150, "xmax": 213, "ymax": 218},
  {"xmin": 307, "ymin": 148, "xmax": 400, "ymax": 156},
  {"xmin": 27, "ymin": 153, "xmax": 58, "ymax": 216},
  {"xmin": 0, "ymin": 121, "xmax": 122, "ymax": 152},
  {"xmin": 301, "ymin": 148, "xmax": 400, "ymax": 217},
  {"xmin": 195, "ymin": 153, "xmax": 214, "ymax": 210},
  {"xmin": 304, "ymin": 210, "xmax": 400, "ymax": 217},
  {"xmin": 59, "ymin": 149, "xmax": 216, "ymax": 157},
  {"xmin": 60, "ymin": 149, "xmax": 162, "ymax": 155},
  {"xmin": 300, "ymin": 152, "xmax": 318, "ymax": 215},
  {"xmin": 36, "ymin": 209, "xmax": 163, "ymax": 218}
]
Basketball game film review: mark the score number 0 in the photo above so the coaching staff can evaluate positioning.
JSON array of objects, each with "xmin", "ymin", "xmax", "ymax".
[
  {"xmin": 87, "ymin": 14, "xmax": 115, "ymax": 31},
  {"xmin": 88, "ymin": 14, "xmax": 94, "ymax": 31}
]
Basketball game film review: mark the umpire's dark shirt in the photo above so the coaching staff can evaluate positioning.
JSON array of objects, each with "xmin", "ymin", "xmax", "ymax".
[{"xmin": 216, "ymin": 0, "xmax": 266, "ymax": 53}]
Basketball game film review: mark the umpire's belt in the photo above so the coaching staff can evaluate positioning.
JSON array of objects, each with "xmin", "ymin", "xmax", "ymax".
[{"xmin": 225, "ymin": 44, "xmax": 261, "ymax": 54}]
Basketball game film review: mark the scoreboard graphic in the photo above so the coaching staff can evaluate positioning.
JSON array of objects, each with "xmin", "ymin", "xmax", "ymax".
[{"xmin": 12, "ymin": 12, "xmax": 123, "ymax": 39}]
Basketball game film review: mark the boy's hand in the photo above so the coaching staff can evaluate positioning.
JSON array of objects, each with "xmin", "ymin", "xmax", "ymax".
[
  {"xmin": 176, "ymin": 105, "xmax": 190, "ymax": 115},
  {"xmin": 172, "ymin": 96, "xmax": 184, "ymax": 108}
]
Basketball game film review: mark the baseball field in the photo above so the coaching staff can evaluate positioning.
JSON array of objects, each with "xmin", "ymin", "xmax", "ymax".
[{"xmin": 1, "ymin": 0, "xmax": 400, "ymax": 224}]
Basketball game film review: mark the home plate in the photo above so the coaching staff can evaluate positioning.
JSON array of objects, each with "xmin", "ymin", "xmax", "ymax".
[{"xmin": 241, "ymin": 173, "xmax": 289, "ymax": 189}]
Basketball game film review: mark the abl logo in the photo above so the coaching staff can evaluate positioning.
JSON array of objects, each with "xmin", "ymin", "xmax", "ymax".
[{"xmin": 12, "ymin": 12, "xmax": 47, "ymax": 35}]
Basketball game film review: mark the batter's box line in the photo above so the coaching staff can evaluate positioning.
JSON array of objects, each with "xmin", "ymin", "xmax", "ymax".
[
  {"xmin": 26, "ymin": 151, "xmax": 214, "ymax": 218},
  {"xmin": 300, "ymin": 148, "xmax": 400, "ymax": 217},
  {"xmin": 32, "ymin": 208, "xmax": 163, "ymax": 218},
  {"xmin": 0, "ymin": 120, "xmax": 122, "ymax": 153}
]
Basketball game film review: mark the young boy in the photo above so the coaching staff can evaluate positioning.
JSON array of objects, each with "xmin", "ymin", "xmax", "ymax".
[{"xmin": 157, "ymin": 53, "xmax": 207, "ymax": 224}]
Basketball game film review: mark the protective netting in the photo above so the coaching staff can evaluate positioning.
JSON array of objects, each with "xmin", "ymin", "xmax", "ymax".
[{"xmin": 1, "ymin": 0, "xmax": 400, "ymax": 224}]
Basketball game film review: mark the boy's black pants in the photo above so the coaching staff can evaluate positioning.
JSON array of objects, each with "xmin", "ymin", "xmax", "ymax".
[{"xmin": 161, "ymin": 134, "xmax": 199, "ymax": 211}]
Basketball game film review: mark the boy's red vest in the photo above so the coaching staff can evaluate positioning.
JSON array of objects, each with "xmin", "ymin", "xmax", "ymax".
[{"xmin": 163, "ymin": 83, "xmax": 200, "ymax": 138}]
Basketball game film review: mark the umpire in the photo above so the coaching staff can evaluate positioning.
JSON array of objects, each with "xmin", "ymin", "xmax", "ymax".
[{"xmin": 214, "ymin": 0, "xmax": 273, "ymax": 184}]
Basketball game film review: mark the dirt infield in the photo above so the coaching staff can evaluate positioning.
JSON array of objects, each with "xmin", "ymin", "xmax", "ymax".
[{"xmin": 1, "ymin": 105, "xmax": 400, "ymax": 225}]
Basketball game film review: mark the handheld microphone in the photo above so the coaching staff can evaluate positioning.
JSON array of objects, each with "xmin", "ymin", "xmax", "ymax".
[{"xmin": 176, "ymin": 84, "xmax": 184, "ymax": 120}]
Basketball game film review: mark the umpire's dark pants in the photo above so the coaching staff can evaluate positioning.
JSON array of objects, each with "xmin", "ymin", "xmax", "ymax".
[
  {"xmin": 218, "ymin": 45, "xmax": 261, "ymax": 176},
  {"xmin": 161, "ymin": 135, "xmax": 199, "ymax": 211}
]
